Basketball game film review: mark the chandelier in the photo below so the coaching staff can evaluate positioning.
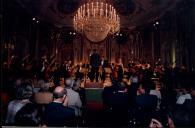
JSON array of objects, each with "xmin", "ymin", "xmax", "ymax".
[{"xmin": 73, "ymin": 0, "xmax": 120, "ymax": 43}]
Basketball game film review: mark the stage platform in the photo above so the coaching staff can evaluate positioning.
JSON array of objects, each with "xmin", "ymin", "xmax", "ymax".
[
  {"xmin": 84, "ymin": 82, "xmax": 104, "ymax": 110},
  {"xmin": 84, "ymin": 82, "xmax": 104, "ymax": 88}
]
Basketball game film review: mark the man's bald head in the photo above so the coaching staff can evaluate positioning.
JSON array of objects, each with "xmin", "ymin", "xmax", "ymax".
[{"xmin": 53, "ymin": 86, "xmax": 67, "ymax": 99}]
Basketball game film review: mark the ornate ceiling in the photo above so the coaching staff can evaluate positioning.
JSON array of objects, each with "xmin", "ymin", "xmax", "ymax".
[{"xmin": 15, "ymin": 0, "xmax": 182, "ymax": 30}]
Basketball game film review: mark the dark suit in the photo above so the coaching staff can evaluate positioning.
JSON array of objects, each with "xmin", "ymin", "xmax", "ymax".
[
  {"xmin": 43, "ymin": 102, "xmax": 75, "ymax": 127},
  {"xmin": 133, "ymin": 94, "xmax": 158, "ymax": 127},
  {"xmin": 90, "ymin": 53, "xmax": 100, "ymax": 68},
  {"xmin": 135, "ymin": 94, "xmax": 158, "ymax": 109},
  {"xmin": 117, "ymin": 65, "xmax": 124, "ymax": 82},
  {"xmin": 102, "ymin": 87, "xmax": 129, "ymax": 126},
  {"xmin": 90, "ymin": 53, "xmax": 100, "ymax": 82}
]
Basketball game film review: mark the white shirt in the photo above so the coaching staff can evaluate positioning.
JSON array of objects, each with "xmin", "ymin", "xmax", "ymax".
[
  {"xmin": 101, "ymin": 60, "xmax": 104, "ymax": 66},
  {"xmin": 130, "ymin": 76, "xmax": 138, "ymax": 83},
  {"xmin": 176, "ymin": 93, "xmax": 192, "ymax": 105},
  {"xmin": 150, "ymin": 90, "xmax": 162, "ymax": 109},
  {"xmin": 150, "ymin": 90, "xmax": 161, "ymax": 99}
]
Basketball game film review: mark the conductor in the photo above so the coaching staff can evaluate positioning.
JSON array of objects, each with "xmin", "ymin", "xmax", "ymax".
[{"xmin": 90, "ymin": 49, "xmax": 100, "ymax": 82}]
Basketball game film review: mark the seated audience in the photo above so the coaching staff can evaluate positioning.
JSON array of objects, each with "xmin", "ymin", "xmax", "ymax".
[
  {"xmin": 176, "ymin": 86, "xmax": 192, "ymax": 105},
  {"xmin": 3, "ymin": 57, "xmax": 195, "ymax": 127},
  {"xmin": 130, "ymin": 73, "xmax": 139, "ymax": 84},
  {"xmin": 172, "ymin": 101, "xmax": 194, "ymax": 127},
  {"xmin": 6, "ymin": 82, "xmax": 33, "ymax": 125},
  {"xmin": 15, "ymin": 103, "xmax": 40, "ymax": 126},
  {"xmin": 65, "ymin": 77, "xmax": 82, "ymax": 116},
  {"xmin": 191, "ymin": 86, "xmax": 195, "ymax": 99},
  {"xmin": 149, "ymin": 81, "xmax": 162, "ymax": 109},
  {"xmin": 172, "ymin": 86, "xmax": 195, "ymax": 127},
  {"xmin": 148, "ymin": 104, "xmax": 175, "ymax": 128},
  {"xmin": 33, "ymin": 79, "xmax": 45, "ymax": 93},
  {"xmin": 127, "ymin": 83, "xmax": 140, "ymax": 107},
  {"xmin": 136, "ymin": 83, "xmax": 158, "ymax": 109},
  {"xmin": 43, "ymin": 86, "xmax": 75, "ymax": 127},
  {"xmin": 108, "ymin": 82, "xmax": 129, "ymax": 111},
  {"xmin": 103, "ymin": 82, "xmax": 129, "ymax": 126},
  {"xmin": 72, "ymin": 79, "xmax": 86, "ymax": 105},
  {"xmin": 37, "ymin": 79, "xmax": 45, "ymax": 88},
  {"xmin": 34, "ymin": 82, "xmax": 53, "ymax": 104},
  {"xmin": 133, "ymin": 82, "xmax": 158, "ymax": 127},
  {"xmin": 149, "ymin": 117, "xmax": 175, "ymax": 128},
  {"xmin": 149, "ymin": 118, "xmax": 163, "ymax": 128},
  {"xmin": 102, "ymin": 83, "xmax": 116, "ymax": 108}
]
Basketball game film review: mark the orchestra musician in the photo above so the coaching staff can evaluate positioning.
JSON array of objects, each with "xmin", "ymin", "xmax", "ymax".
[{"xmin": 99, "ymin": 56, "xmax": 106, "ymax": 82}]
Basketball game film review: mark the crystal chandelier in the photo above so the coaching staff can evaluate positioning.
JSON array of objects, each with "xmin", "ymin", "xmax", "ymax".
[{"xmin": 73, "ymin": 0, "xmax": 120, "ymax": 43}]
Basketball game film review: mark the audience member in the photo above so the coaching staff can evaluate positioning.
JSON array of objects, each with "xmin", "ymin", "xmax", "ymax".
[
  {"xmin": 72, "ymin": 79, "xmax": 86, "ymax": 105},
  {"xmin": 133, "ymin": 83, "xmax": 158, "ymax": 127},
  {"xmin": 176, "ymin": 86, "xmax": 192, "ymax": 105},
  {"xmin": 65, "ymin": 77, "xmax": 82, "ymax": 116},
  {"xmin": 172, "ymin": 86, "xmax": 195, "ymax": 127},
  {"xmin": 103, "ymin": 82, "xmax": 129, "ymax": 126},
  {"xmin": 34, "ymin": 82, "xmax": 53, "ymax": 104},
  {"xmin": 149, "ymin": 81, "xmax": 162, "ymax": 109},
  {"xmin": 136, "ymin": 83, "xmax": 158, "ymax": 109},
  {"xmin": 6, "ymin": 82, "xmax": 33, "ymax": 125},
  {"xmin": 43, "ymin": 86, "xmax": 75, "ymax": 127},
  {"xmin": 15, "ymin": 103, "xmax": 40, "ymax": 126},
  {"xmin": 130, "ymin": 73, "xmax": 139, "ymax": 84}
]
